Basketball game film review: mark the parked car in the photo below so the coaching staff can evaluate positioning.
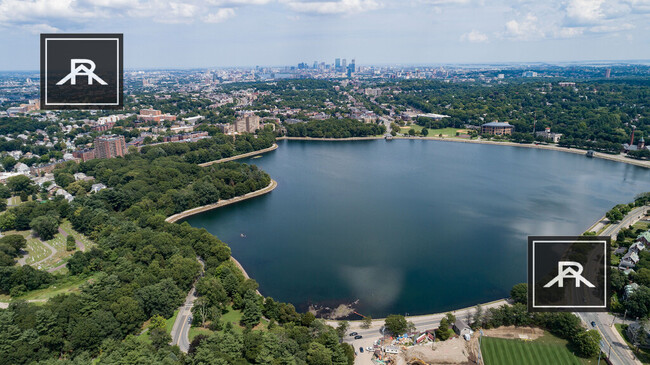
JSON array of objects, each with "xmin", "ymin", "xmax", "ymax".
[
  {"xmin": 354, "ymin": 335, "xmax": 363, "ymax": 340},
  {"xmin": 359, "ymin": 347, "xmax": 364, "ymax": 353},
  {"xmin": 349, "ymin": 332, "xmax": 358, "ymax": 336},
  {"xmin": 366, "ymin": 347, "xmax": 373, "ymax": 352}
]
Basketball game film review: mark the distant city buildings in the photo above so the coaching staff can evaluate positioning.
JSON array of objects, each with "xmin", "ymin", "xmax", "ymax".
[
  {"xmin": 522, "ymin": 71, "xmax": 538, "ymax": 78},
  {"xmin": 481, "ymin": 121, "xmax": 514, "ymax": 135},
  {"xmin": 605, "ymin": 68, "xmax": 611, "ymax": 78}
]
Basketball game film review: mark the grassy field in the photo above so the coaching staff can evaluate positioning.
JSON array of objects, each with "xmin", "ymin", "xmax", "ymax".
[
  {"xmin": 615, "ymin": 324, "xmax": 650, "ymax": 364},
  {"xmin": 481, "ymin": 332, "xmax": 597, "ymax": 365},
  {"xmin": 59, "ymin": 220, "xmax": 95, "ymax": 250},
  {"xmin": 399, "ymin": 125, "xmax": 466, "ymax": 137},
  {"xmin": 14, "ymin": 274, "xmax": 94, "ymax": 301}
]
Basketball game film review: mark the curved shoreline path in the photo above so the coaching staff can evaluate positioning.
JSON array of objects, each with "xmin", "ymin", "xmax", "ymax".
[
  {"xmin": 199, "ymin": 143, "xmax": 278, "ymax": 167},
  {"xmin": 166, "ymin": 179, "xmax": 278, "ymax": 224},
  {"xmin": 278, "ymin": 136, "xmax": 650, "ymax": 169}
]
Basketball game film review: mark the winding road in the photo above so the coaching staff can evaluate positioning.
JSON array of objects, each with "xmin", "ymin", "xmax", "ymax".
[{"xmin": 170, "ymin": 258, "xmax": 205, "ymax": 352}]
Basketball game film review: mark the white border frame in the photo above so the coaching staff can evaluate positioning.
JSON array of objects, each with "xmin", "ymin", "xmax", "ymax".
[
  {"xmin": 532, "ymin": 240, "xmax": 607, "ymax": 309},
  {"xmin": 44, "ymin": 37, "xmax": 120, "ymax": 106}
]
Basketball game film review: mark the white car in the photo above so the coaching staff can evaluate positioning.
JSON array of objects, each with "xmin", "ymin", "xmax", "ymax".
[{"xmin": 366, "ymin": 347, "xmax": 373, "ymax": 352}]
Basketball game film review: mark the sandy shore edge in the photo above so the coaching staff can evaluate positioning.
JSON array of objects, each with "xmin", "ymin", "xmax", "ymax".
[{"xmin": 278, "ymin": 136, "xmax": 650, "ymax": 168}]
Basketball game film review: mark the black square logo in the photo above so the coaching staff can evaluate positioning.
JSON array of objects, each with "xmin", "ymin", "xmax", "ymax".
[
  {"xmin": 528, "ymin": 236, "xmax": 610, "ymax": 312},
  {"xmin": 41, "ymin": 34, "xmax": 123, "ymax": 110}
]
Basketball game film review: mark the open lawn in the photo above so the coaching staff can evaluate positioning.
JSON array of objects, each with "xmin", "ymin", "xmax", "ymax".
[
  {"xmin": 615, "ymin": 324, "xmax": 650, "ymax": 364},
  {"xmin": 15, "ymin": 274, "xmax": 95, "ymax": 301},
  {"xmin": 188, "ymin": 305, "xmax": 269, "ymax": 340},
  {"xmin": 59, "ymin": 220, "xmax": 95, "ymax": 250},
  {"xmin": 399, "ymin": 125, "xmax": 466, "ymax": 137},
  {"xmin": 481, "ymin": 332, "xmax": 597, "ymax": 365}
]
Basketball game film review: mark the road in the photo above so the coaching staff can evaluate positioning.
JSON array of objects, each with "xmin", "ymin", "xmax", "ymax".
[
  {"xmin": 601, "ymin": 205, "xmax": 648, "ymax": 239},
  {"xmin": 576, "ymin": 205, "xmax": 649, "ymax": 365},
  {"xmin": 331, "ymin": 299, "xmax": 508, "ymax": 364},
  {"xmin": 578, "ymin": 312, "xmax": 641, "ymax": 365},
  {"xmin": 170, "ymin": 257, "xmax": 204, "ymax": 352}
]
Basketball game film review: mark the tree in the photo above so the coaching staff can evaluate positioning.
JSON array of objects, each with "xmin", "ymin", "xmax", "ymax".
[
  {"xmin": 361, "ymin": 315, "xmax": 372, "ymax": 329},
  {"xmin": 384, "ymin": 314, "xmax": 408, "ymax": 335},
  {"xmin": 436, "ymin": 317, "xmax": 451, "ymax": 341},
  {"xmin": 625, "ymin": 286, "xmax": 650, "ymax": 318},
  {"xmin": 307, "ymin": 342, "xmax": 332, "ymax": 365},
  {"xmin": 30, "ymin": 215, "xmax": 59, "ymax": 240},
  {"xmin": 472, "ymin": 304, "xmax": 483, "ymax": 329},
  {"xmin": 421, "ymin": 128, "xmax": 429, "ymax": 136},
  {"xmin": 150, "ymin": 327, "xmax": 171, "ymax": 349},
  {"xmin": 66, "ymin": 235, "xmax": 76, "ymax": 251},
  {"xmin": 241, "ymin": 299, "xmax": 262, "ymax": 328},
  {"xmin": 510, "ymin": 283, "xmax": 528, "ymax": 304},
  {"xmin": 573, "ymin": 330, "xmax": 601, "ymax": 358},
  {"xmin": 7, "ymin": 175, "xmax": 34, "ymax": 194},
  {"xmin": 408, "ymin": 128, "xmax": 416, "ymax": 136},
  {"xmin": 336, "ymin": 321, "xmax": 349, "ymax": 339}
]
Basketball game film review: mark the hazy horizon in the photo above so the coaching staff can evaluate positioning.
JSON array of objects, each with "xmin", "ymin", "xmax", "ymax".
[{"xmin": 1, "ymin": 0, "xmax": 649, "ymax": 71}]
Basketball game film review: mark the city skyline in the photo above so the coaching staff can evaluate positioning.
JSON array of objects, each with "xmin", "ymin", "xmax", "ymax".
[{"xmin": 0, "ymin": 0, "xmax": 649, "ymax": 70}]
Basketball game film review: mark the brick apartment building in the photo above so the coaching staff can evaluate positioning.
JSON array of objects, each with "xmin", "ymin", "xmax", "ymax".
[
  {"xmin": 94, "ymin": 135, "xmax": 127, "ymax": 159},
  {"xmin": 235, "ymin": 113, "xmax": 260, "ymax": 133}
]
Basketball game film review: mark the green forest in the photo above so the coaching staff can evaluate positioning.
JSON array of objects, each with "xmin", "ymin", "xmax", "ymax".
[{"xmin": 0, "ymin": 143, "xmax": 354, "ymax": 364}]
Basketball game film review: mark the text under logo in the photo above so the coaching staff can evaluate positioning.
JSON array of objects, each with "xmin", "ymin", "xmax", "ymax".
[{"xmin": 56, "ymin": 59, "xmax": 107, "ymax": 86}]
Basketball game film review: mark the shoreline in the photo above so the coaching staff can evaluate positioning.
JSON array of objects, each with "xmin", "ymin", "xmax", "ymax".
[
  {"xmin": 165, "ymin": 179, "xmax": 278, "ymax": 224},
  {"xmin": 279, "ymin": 135, "xmax": 650, "ymax": 169},
  {"xmin": 199, "ymin": 143, "xmax": 278, "ymax": 167}
]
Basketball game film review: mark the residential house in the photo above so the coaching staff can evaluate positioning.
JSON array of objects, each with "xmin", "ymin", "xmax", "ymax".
[
  {"xmin": 453, "ymin": 319, "xmax": 473, "ymax": 338},
  {"xmin": 624, "ymin": 283, "xmax": 640, "ymax": 299},
  {"xmin": 627, "ymin": 321, "xmax": 650, "ymax": 349},
  {"xmin": 91, "ymin": 183, "xmax": 107, "ymax": 193}
]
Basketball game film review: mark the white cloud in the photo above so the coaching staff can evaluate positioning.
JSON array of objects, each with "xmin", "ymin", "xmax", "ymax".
[
  {"xmin": 0, "ymin": 0, "xmax": 243, "ymax": 28},
  {"xmin": 504, "ymin": 14, "xmax": 545, "ymax": 40},
  {"xmin": 565, "ymin": 0, "xmax": 606, "ymax": 25},
  {"xmin": 22, "ymin": 23, "xmax": 61, "ymax": 34},
  {"xmin": 281, "ymin": 0, "xmax": 381, "ymax": 15},
  {"xmin": 460, "ymin": 30, "xmax": 488, "ymax": 42},
  {"xmin": 202, "ymin": 7, "xmax": 236, "ymax": 23}
]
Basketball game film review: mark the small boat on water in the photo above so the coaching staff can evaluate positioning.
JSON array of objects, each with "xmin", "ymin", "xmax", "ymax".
[
  {"xmin": 385, "ymin": 134, "xmax": 393, "ymax": 141},
  {"xmin": 586, "ymin": 150, "xmax": 595, "ymax": 157},
  {"xmin": 251, "ymin": 155, "xmax": 262, "ymax": 159},
  {"xmin": 240, "ymin": 233, "xmax": 247, "ymax": 238}
]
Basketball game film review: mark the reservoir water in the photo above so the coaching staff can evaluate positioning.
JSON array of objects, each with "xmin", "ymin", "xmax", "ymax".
[{"xmin": 183, "ymin": 139, "xmax": 650, "ymax": 317}]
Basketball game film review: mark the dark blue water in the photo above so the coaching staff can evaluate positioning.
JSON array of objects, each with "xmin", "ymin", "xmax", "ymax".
[{"xmin": 184, "ymin": 140, "xmax": 650, "ymax": 317}]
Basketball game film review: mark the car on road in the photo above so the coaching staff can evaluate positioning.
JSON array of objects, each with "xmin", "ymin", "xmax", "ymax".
[
  {"xmin": 359, "ymin": 347, "xmax": 364, "ymax": 353},
  {"xmin": 354, "ymin": 335, "xmax": 363, "ymax": 340},
  {"xmin": 366, "ymin": 347, "xmax": 373, "ymax": 352},
  {"xmin": 188, "ymin": 316, "xmax": 192, "ymax": 324},
  {"xmin": 349, "ymin": 332, "xmax": 358, "ymax": 336},
  {"xmin": 591, "ymin": 321, "xmax": 596, "ymax": 327}
]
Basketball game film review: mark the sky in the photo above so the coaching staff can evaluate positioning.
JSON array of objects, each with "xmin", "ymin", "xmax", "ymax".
[{"xmin": 0, "ymin": 0, "xmax": 649, "ymax": 70}]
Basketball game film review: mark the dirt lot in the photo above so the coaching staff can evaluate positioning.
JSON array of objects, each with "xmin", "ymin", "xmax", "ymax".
[
  {"xmin": 390, "ymin": 327, "xmax": 544, "ymax": 365},
  {"xmin": 394, "ymin": 337, "xmax": 476, "ymax": 365}
]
